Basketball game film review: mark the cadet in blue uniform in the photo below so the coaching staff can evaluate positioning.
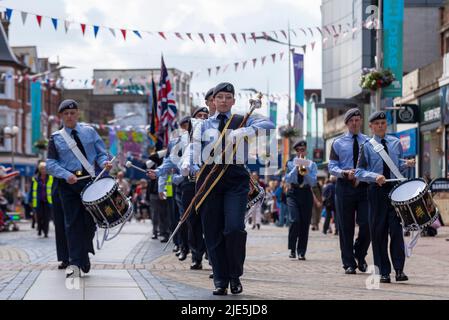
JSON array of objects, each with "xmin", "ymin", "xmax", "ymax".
[
  {"xmin": 285, "ymin": 140, "xmax": 318, "ymax": 260},
  {"xmin": 328, "ymin": 108, "xmax": 371, "ymax": 274},
  {"xmin": 355, "ymin": 111, "xmax": 415, "ymax": 283},
  {"xmin": 46, "ymin": 99, "xmax": 113, "ymax": 278},
  {"xmin": 184, "ymin": 82, "xmax": 275, "ymax": 295}
]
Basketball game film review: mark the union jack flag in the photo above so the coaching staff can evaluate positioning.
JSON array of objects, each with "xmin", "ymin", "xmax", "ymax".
[{"xmin": 157, "ymin": 55, "xmax": 178, "ymax": 146}]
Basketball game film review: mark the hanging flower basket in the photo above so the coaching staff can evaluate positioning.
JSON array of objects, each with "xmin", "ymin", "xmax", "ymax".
[
  {"xmin": 360, "ymin": 68, "xmax": 395, "ymax": 91},
  {"xmin": 279, "ymin": 126, "xmax": 300, "ymax": 139},
  {"xmin": 34, "ymin": 139, "xmax": 48, "ymax": 150}
]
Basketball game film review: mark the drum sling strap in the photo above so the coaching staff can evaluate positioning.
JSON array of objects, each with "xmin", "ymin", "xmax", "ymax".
[
  {"xmin": 59, "ymin": 128, "xmax": 96, "ymax": 177},
  {"xmin": 369, "ymin": 138, "xmax": 419, "ymax": 257}
]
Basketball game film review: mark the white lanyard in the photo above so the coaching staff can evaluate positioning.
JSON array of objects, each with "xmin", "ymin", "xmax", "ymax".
[
  {"xmin": 59, "ymin": 128, "xmax": 95, "ymax": 177},
  {"xmin": 369, "ymin": 138, "xmax": 404, "ymax": 179}
]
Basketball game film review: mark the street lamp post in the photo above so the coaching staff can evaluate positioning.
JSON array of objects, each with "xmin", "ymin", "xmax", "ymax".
[{"xmin": 3, "ymin": 125, "xmax": 19, "ymax": 171}]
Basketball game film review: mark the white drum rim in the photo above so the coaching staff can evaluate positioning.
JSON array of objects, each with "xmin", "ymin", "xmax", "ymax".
[
  {"xmin": 389, "ymin": 178, "xmax": 428, "ymax": 204},
  {"xmin": 81, "ymin": 177, "xmax": 117, "ymax": 204}
]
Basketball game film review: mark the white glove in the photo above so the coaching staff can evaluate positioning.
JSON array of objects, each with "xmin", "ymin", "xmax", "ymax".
[
  {"xmin": 228, "ymin": 127, "xmax": 256, "ymax": 142},
  {"xmin": 180, "ymin": 162, "xmax": 190, "ymax": 176}
]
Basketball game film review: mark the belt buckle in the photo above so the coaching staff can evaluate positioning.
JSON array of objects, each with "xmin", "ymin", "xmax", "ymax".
[{"xmin": 75, "ymin": 170, "xmax": 83, "ymax": 176}]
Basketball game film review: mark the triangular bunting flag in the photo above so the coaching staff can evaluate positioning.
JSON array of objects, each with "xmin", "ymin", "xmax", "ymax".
[
  {"xmin": 291, "ymin": 29, "xmax": 297, "ymax": 37},
  {"xmin": 106, "ymin": 79, "xmax": 111, "ymax": 86},
  {"xmin": 21, "ymin": 12, "xmax": 27, "ymax": 25},
  {"xmin": 5, "ymin": 8, "xmax": 13, "ymax": 21},
  {"xmin": 64, "ymin": 21, "xmax": 70, "ymax": 33},
  {"xmin": 92, "ymin": 79, "xmax": 96, "ymax": 86},
  {"xmin": 81, "ymin": 23, "xmax": 86, "ymax": 35},
  {"xmin": 281, "ymin": 30, "xmax": 287, "ymax": 40},
  {"xmin": 207, "ymin": 68, "xmax": 211, "ymax": 77},
  {"xmin": 51, "ymin": 18, "xmax": 58, "ymax": 30},
  {"xmin": 251, "ymin": 32, "xmax": 257, "ymax": 43},
  {"xmin": 280, "ymin": 52, "xmax": 284, "ymax": 60},
  {"xmin": 272, "ymin": 31, "xmax": 278, "ymax": 39},
  {"xmin": 158, "ymin": 32, "xmax": 166, "ymax": 40},
  {"xmin": 331, "ymin": 25, "xmax": 337, "ymax": 35},
  {"xmin": 271, "ymin": 53, "xmax": 276, "ymax": 63},
  {"xmin": 308, "ymin": 28, "xmax": 314, "ymax": 37},
  {"xmin": 112, "ymin": 79, "xmax": 118, "ymax": 86},
  {"xmin": 241, "ymin": 33, "xmax": 247, "ymax": 44},
  {"xmin": 316, "ymin": 27, "xmax": 323, "ymax": 36},
  {"xmin": 299, "ymin": 28, "xmax": 306, "ymax": 37},
  {"xmin": 216, "ymin": 66, "xmax": 220, "ymax": 75},
  {"xmin": 198, "ymin": 33, "xmax": 206, "ymax": 43},
  {"xmin": 324, "ymin": 26, "xmax": 331, "ymax": 35},
  {"xmin": 36, "ymin": 15, "xmax": 42, "ymax": 27},
  {"xmin": 262, "ymin": 32, "xmax": 268, "ymax": 39},
  {"xmin": 93, "ymin": 25, "xmax": 100, "ymax": 38},
  {"xmin": 186, "ymin": 33, "xmax": 193, "ymax": 41},
  {"xmin": 234, "ymin": 62, "xmax": 239, "ymax": 72},
  {"xmin": 109, "ymin": 28, "xmax": 116, "ymax": 37},
  {"xmin": 311, "ymin": 41, "xmax": 316, "ymax": 50},
  {"xmin": 242, "ymin": 61, "xmax": 247, "ymax": 70},
  {"xmin": 261, "ymin": 56, "xmax": 266, "ymax": 65},
  {"xmin": 231, "ymin": 33, "xmax": 238, "ymax": 43},
  {"xmin": 133, "ymin": 30, "xmax": 142, "ymax": 38},
  {"xmin": 220, "ymin": 33, "xmax": 226, "ymax": 43},
  {"xmin": 252, "ymin": 58, "xmax": 257, "ymax": 68},
  {"xmin": 175, "ymin": 32, "xmax": 184, "ymax": 40},
  {"xmin": 120, "ymin": 29, "xmax": 127, "ymax": 40},
  {"xmin": 301, "ymin": 45, "xmax": 307, "ymax": 54},
  {"xmin": 209, "ymin": 33, "xmax": 216, "ymax": 43}
]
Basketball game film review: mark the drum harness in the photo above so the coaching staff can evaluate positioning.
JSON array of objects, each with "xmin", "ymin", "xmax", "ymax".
[
  {"xmin": 369, "ymin": 138, "xmax": 420, "ymax": 257},
  {"xmin": 60, "ymin": 128, "xmax": 125, "ymax": 249}
]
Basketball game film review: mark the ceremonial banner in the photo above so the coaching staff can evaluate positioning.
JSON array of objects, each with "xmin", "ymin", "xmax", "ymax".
[
  {"xmin": 30, "ymin": 81, "xmax": 41, "ymax": 154},
  {"xmin": 293, "ymin": 53, "xmax": 304, "ymax": 133}
]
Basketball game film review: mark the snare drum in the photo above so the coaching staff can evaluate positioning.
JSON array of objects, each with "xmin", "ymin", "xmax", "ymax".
[
  {"xmin": 247, "ymin": 177, "xmax": 265, "ymax": 210},
  {"xmin": 389, "ymin": 178, "xmax": 439, "ymax": 231},
  {"xmin": 81, "ymin": 177, "xmax": 133, "ymax": 229}
]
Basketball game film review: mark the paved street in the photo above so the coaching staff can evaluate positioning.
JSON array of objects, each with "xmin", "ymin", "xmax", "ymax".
[{"xmin": 1, "ymin": 219, "xmax": 449, "ymax": 300}]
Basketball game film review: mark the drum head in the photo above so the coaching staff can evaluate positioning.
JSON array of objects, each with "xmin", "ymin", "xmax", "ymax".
[
  {"xmin": 390, "ymin": 180, "xmax": 427, "ymax": 202},
  {"xmin": 82, "ymin": 177, "xmax": 116, "ymax": 203}
]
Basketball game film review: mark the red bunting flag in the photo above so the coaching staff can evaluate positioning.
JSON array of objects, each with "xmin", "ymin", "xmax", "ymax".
[
  {"xmin": 120, "ymin": 29, "xmax": 127, "ymax": 40},
  {"xmin": 261, "ymin": 56, "xmax": 266, "ymax": 65},
  {"xmin": 186, "ymin": 33, "xmax": 193, "ymax": 41},
  {"xmin": 231, "ymin": 33, "xmax": 238, "ymax": 43},
  {"xmin": 209, "ymin": 33, "xmax": 216, "ymax": 43},
  {"xmin": 158, "ymin": 32, "xmax": 167, "ymax": 40},
  {"xmin": 112, "ymin": 78, "xmax": 118, "ymax": 86},
  {"xmin": 252, "ymin": 58, "xmax": 257, "ymax": 68},
  {"xmin": 271, "ymin": 53, "xmax": 276, "ymax": 63},
  {"xmin": 234, "ymin": 62, "xmax": 239, "ymax": 71},
  {"xmin": 220, "ymin": 33, "xmax": 226, "ymax": 43},
  {"xmin": 241, "ymin": 33, "xmax": 247, "ymax": 43},
  {"xmin": 91, "ymin": 79, "xmax": 96, "ymax": 86},
  {"xmin": 281, "ymin": 30, "xmax": 287, "ymax": 40},
  {"xmin": 36, "ymin": 15, "xmax": 42, "ymax": 27},
  {"xmin": 251, "ymin": 32, "xmax": 257, "ymax": 43},
  {"xmin": 175, "ymin": 32, "xmax": 184, "ymax": 40},
  {"xmin": 81, "ymin": 23, "xmax": 86, "ymax": 35},
  {"xmin": 198, "ymin": 33, "xmax": 206, "ymax": 43}
]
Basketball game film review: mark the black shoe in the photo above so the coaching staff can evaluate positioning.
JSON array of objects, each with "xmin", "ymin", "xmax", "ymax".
[
  {"xmin": 160, "ymin": 237, "xmax": 168, "ymax": 243},
  {"xmin": 256, "ymin": 224, "xmax": 260, "ymax": 230},
  {"xmin": 190, "ymin": 262, "xmax": 202, "ymax": 270},
  {"xmin": 38, "ymin": 231, "xmax": 41, "ymax": 236},
  {"xmin": 58, "ymin": 261, "xmax": 69, "ymax": 270},
  {"xmin": 357, "ymin": 259, "xmax": 368, "ymax": 273},
  {"xmin": 345, "ymin": 267, "xmax": 356, "ymax": 274},
  {"xmin": 213, "ymin": 287, "xmax": 227, "ymax": 296},
  {"xmin": 380, "ymin": 275, "xmax": 391, "ymax": 283},
  {"xmin": 230, "ymin": 279, "xmax": 243, "ymax": 294},
  {"xmin": 44, "ymin": 234, "xmax": 48, "ymax": 238},
  {"xmin": 209, "ymin": 273, "xmax": 214, "ymax": 279},
  {"xmin": 151, "ymin": 234, "xmax": 158, "ymax": 240},
  {"xmin": 175, "ymin": 250, "xmax": 181, "ymax": 257},
  {"xmin": 298, "ymin": 255, "xmax": 306, "ymax": 261},
  {"xmin": 395, "ymin": 270, "xmax": 408, "ymax": 282},
  {"xmin": 172, "ymin": 245, "xmax": 179, "ymax": 253},
  {"xmin": 178, "ymin": 251, "xmax": 188, "ymax": 261},
  {"xmin": 81, "ymin": 263, "xmax": 91, "ymax": 274},
  {"xmin": 289, "ymin": 250, "xmax": 296, "ymax": 259}
]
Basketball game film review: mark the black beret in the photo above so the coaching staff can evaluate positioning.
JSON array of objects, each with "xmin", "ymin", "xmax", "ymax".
[
  {"xmin": 58, "ymin": 99, "xmax": 78, "ymax": 113},
  {"xmin": 293, "ymin": 140, "xmax": 307, "ymax": 149},
  {"xmin": 344, "ymin": 108, "xmax": 362, "ymax": 124},
  {"xmin": 179, "ymin": 116, "xmax": 191, "ymax": 126},
  {"xmin": 213, "ymin": 82, "xmax": 235, "ymax": 97},
  {"xmin": 205, "ymin": 88, "xmax": 214, "ymax": 100},
  {"xmin": 192, "ymin": 107, "xmax": 209, "ymax": 118},
  {"xmin": 369, "ymin": 111, "xmax": 387, "ymax": 123}
]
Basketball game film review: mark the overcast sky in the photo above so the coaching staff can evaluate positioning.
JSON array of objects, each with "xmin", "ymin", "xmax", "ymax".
[{"xmin": 2, "ymin": 0, "xmax": 322, "ymax": 125}]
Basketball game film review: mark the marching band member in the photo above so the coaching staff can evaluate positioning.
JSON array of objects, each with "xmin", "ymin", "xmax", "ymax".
[
  {"xmin": 182, "ymin": 82, "xmax": 274, "ymax": 295},
  {"xmin": 46, "ymin": 99, "xmax": 113, "ymax": 278},
  {"xmin": 285, "ymin": 140, "xmax": 317, "ymax": 261},
  {"xmin": 328, "ymin": 108, "xmax": 371, "ymax": 274},
  {"xmin": 355, "ymin": 111, "xmax": 415, "ymax": 283}
]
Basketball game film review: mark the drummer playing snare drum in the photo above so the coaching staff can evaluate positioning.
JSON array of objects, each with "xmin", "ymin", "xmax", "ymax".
[
  {"xmin": 355, "ymin": 111, "xmax": 415, "ymax": 284},
  {"xmin": 46, "ymin": 99, "xmax": 113, "ymax": 280}
]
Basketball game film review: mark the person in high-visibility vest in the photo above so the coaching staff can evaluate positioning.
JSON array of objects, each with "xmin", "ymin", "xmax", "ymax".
[{"xmin": 31, "ymin": 162, "xmax": 53, "ymax": 238}]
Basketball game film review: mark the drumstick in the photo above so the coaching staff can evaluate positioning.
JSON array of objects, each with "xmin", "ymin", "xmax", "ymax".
[
  {"xmin": 125, "ymin": 161, "xmax": 148, "ymax": 174},
  {"xmin": 94, "ymin": 156, "xmax": 116, "ymax": 183},
  {"xmin": 77, "ymin": 175, "xmax": 92, "ymax": 181},
  {"xmin": 385, "ymin": 178, "xmax": 407, "ymax": 183}
]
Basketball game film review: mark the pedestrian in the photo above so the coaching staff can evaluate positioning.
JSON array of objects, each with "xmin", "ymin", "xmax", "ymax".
[
  {"xmin": 310, "ymin": 180, "xmax": 323, "ymax": 231},
  {"xmin": 31, "ymin": 162, "xmax": 53, "ymax": 238},
  {"xmin": 355, "ymin": 111, "xmax": 416, "ymax": 283},
  {"xmin": 322, "ymin": 176, "xmax": 336, "ymax": 235},
  {"xmin": 116, "ymin": 170, "xmax": 130, "ymax": 197}
]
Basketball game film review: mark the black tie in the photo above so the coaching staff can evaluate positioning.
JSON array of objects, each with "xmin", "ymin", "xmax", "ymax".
[
  {"xmin": 381, "ymin": 139, "xmax": 391, "ymax": 179},
  {"xmin": 353, "ymin": 134, "xmax": 359, "ymax": 169},
  {"xmin": 217, "ymin": 114, "xmax": 228, "ymax": 162},
  {"xmin": 71, "ymin": 129, "xmax": 87, "ymax": 158},
  {"xmin": 297, "ymin": 168, "xmax": 304, "ymax": 185}
]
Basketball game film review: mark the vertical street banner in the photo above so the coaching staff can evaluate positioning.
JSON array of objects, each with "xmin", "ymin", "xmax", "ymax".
[
  {"xmin": 293, "ymin": 53, "xmax": 304, "ymax": 134},
  {"xmin": 383, "ymin": 0, "xmax": 404, "ymax": 98},
  {"xmin": 269, "ymin": 101, "xmax": 277, "ymax": 127},
  {"xmin": 30, "ymin": 81, "xmax": 41, "ymax": 154}
]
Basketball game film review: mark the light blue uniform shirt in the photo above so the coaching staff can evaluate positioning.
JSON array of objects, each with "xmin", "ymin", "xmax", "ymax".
[
  {"xmin": 328, "ymin": 132, "xmax": 368, "ymax": 178},
  {"xmin": 285, "ymin": 157, "xmax": 318, "ymax": 187},
  {"xmin": 46, "ymin": 123, "xmax": 108, "ymax": 181},
  {"xmin": 355, "ymin": 134, "xmax": 408, "ymax": 184}
]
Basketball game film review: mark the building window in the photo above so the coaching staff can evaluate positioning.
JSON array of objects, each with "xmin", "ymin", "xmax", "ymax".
[{"xmin": 0, "ymin": 77, "xmax": 6, "ymax": 95}]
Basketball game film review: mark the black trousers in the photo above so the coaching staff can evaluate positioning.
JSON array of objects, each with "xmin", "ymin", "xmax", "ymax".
[
  {"xmin": 322, "ymin": 205, "xmax": 334, "ymax": 234},
  {"xmin": 335, "ymin": 180, "xmax": 371, "ymax": 269},
  {"xmin": 199, "ymin": 165, "xmax": 249, "ymax": 288},
  {"xmin": 182, "ymin": 181, "xmax": 206, "ymax": 263},
  {"xmin": 36, "ymin": 202, "xmax": 51, "ymax": 236},
  {"xmin": 150, "ymin": 195, "xmax": 170, "ymax": 238},
  {"xmin": 368, "ymin": 184, "xmax": 405, "ymax": 276},
  {"xmin": 287, "ymin": 187, "xmax": 313, "ymax": 256},
  {"xmin": 52, "ymin": 181, "xmax": 69, "ymax": 263},
  {"xmin": 58, "ymin": 179, "xmax": 95, "ymax": 268},
  {"xmin": 173, "ymin": 188, "xmax": 189, "ymax": 251}
]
